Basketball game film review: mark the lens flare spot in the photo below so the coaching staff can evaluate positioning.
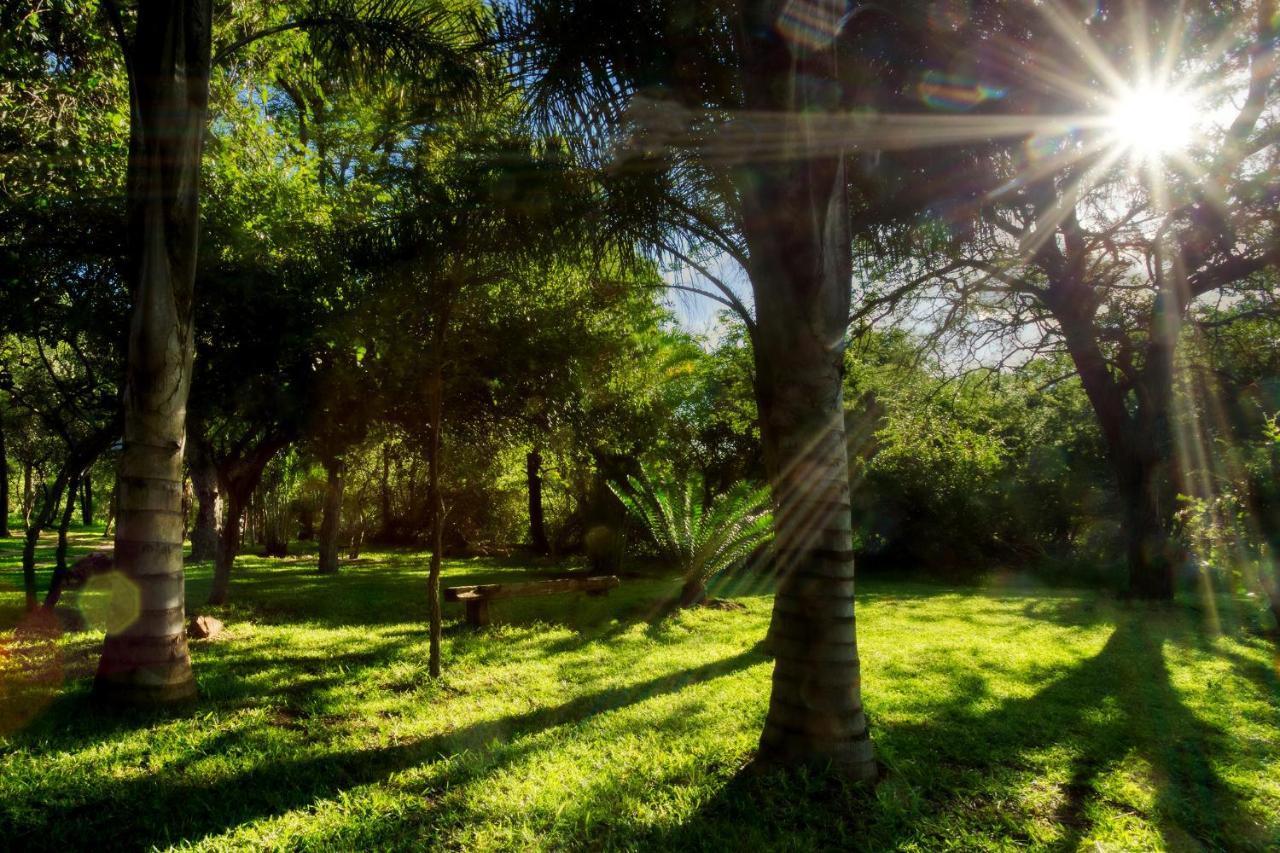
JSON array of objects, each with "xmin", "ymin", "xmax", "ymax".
[
  {"xmin": 80, "ymin": 571, "xmax": 142, "ymax": 634},
  {"xmin": 918, "ymin": 71, "xmax": 1006, "ymax": 112},
  {"xmin": 775, "ymin": 0, "xmax": 846, "ymax": 51}
]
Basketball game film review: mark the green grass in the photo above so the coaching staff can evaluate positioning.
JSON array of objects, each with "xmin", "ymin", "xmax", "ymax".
[{"xmin": 1, "ymin": 525, "xmax": 1278, "ymax": 850}]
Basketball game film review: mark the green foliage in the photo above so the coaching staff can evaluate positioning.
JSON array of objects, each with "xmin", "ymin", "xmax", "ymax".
[
  {"xmin": 844, "ymin": 331, "xmax": 1115, "ymax": 581},
  {"xmin": 609, "ymin": 465, "xmax": 771, "ymax": 590}
]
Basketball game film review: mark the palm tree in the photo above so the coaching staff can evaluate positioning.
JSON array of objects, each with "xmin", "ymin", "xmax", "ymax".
[
  {"xmin": 611, "ymin": 468, "xmax": 772, "ymax": 607},
  {"xmin": 92, "ymin": 0, "xmax": 482, "ymax": 705},
  {"xmin": 502, "ymin": 0, "xmax": 885, "ymax": 778}
]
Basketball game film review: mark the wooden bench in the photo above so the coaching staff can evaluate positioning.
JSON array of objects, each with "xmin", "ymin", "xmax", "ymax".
[{"xmin": 444, "ymin": 575, "xmax": 621, "ymax": 627}]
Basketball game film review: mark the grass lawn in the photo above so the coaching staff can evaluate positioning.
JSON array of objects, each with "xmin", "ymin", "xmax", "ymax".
[{"xmin": 1, "ymin": 525, "xmax": 1278, "ymax": 850}]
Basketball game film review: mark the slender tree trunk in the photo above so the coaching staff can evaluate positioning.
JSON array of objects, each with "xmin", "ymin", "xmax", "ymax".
[
  {"xmin": 0, "ymin": 415, "xmax": 9, "ymax": 538},
  {"xmin": 56, "ymin": 474, "xmax": 79, "ymax": 574},
  {"xmin": 209, "ymin": 492, "xmax": 245, "ymax": 606},
  {"xmin": 80, "ymin": 475, "xmax": 93, "ymax": 526},
  {"xmin": 103, "ymin": 479, "xmax": 117, "ymax": 537},
  {"xmin": 427, "ymin": 303, "xmax": 450, "ymax": 678},
  {"xmin": 95, "ymin": 0, "xmax": 212, "ymax": 705},
  {"xmin": 42, "ymin": 474, "xmax": 82, "ymax": 610},
  {"xmin": 379, "ymin": 441, "xmax": 391, "ymax": 534},
  {"xmin": 735, "ymin": 21, "xmax": 874, "ymax": 777},
  {"xmin": 22, "ymin": 461, "xmax": 32, "ymax": 525},
  {"xmin": 318, "ymin": 457, "xmax": 344, "ymax": 574},
  {"xmin": 22, "ymin": 470, "xmax": 71, "ymax": 612},
  {"xmin": 526, "ymin": 449, "xmax": 550, "ymax": 555},
  {"xmin": 189, "ymin": 448, "xmax": 220, "ymax": 562}
]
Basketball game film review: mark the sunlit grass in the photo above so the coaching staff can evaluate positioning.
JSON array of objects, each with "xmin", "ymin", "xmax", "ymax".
[{"xmin": 0, "ymin": 526, "xmax": 1277, "ymax": 850}]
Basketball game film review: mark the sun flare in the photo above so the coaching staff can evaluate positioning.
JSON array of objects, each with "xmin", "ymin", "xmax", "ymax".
[{"xmin": 1104, "ymin": 82, "xmax": 1199, "ymax": 161}]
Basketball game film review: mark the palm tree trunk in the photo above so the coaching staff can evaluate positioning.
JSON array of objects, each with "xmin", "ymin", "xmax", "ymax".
[
  {"xmin": 736, "ymin": 39, "xmax": 875, "ymax": 775},
  {"xmin": 95, "ymin": 0, "xmax": 212, "ymax": 705},
  {"xmin": 679, "ymin": 576, "xmax": 707, "ymax": 608},
  {"xmin": 318, "ymin": 456, "xmax": 344, "ymax": 574}
]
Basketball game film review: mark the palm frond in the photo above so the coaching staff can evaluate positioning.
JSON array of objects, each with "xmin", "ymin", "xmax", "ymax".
[{"xmin": 610, "ymin": 464, "xmax": 773, "ymax": 593}]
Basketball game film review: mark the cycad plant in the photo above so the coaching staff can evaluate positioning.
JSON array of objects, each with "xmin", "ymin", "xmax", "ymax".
[{"xmin": 610, "ymin": 467, "xmax": 773, "ymax": 607}]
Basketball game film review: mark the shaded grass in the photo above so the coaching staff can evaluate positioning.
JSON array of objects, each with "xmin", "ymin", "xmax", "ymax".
[{"xmin": 0, "ymin": 526, "xmax": 1277, "ymax": 850}]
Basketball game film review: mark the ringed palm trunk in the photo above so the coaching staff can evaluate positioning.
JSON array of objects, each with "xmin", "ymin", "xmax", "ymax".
[
  {"xmin": 318, "ymin": 457, "xmax": 344, "ymax": 575},
  {"xmin": 95, "ymin": 0, "xmax": 212, "ymax": 704},
  {"xmin": 735, "ymin": 37, "xmax": 875, "ymax": 775}
]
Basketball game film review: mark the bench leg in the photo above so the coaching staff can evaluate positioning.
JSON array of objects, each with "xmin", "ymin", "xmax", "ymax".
[{"xmin": 465, "ymin": 599, "xmax": 490, "ymax": 628}]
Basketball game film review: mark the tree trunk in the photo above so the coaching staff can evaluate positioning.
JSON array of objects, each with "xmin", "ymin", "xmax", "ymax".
[
  {"xmin": 95, "ymin": 0, "xmax": 212, "ymax": 706},
  {"xmin": 22, "ymin": 469, "xmax": 72, "ymax": 611},
  {"xmin": 526, "ymin": 449, "xmax": 550, "ymax": 555},
  {"xmin": 103, "ymin": 479, "xmax": 117, "ymax": 537},
  {"xmin": 189, "ymin": 448, "xmax": 220, "ymax": 562},
  {"xmin": 427, "ymin": 301, "xmax": 450, "ymax": 678},
  {"xmin": 80, "ymin": 475, "xmax": 93, "ymax": 526},
  {"xmin": 1118, "ymin": 453, "xmax": 1176, "ymax": 600},
  {"xmin": 1058, "ymin": 315, "xmax": 1178, "ymax": 600},
  {"xmin": 734, "ymin": 22, "xmax": 875, "ymax": 778},
  {"xmin": 0, "ymin": 415, "xmax": 9, "ymax": 537},
  {"xmin": 209, "ymin": 491, "xmax": 245, "ymax": 606},
  {"xmin": 318, "ymin": 457, "xmax": 344, "ymax": 574},
  {"xmin": 56, "ymin": 474, "xmax": 79, "ymax": 574},
  {"xmin": 380, "ymin": 441, "xmax": 391, "ymax": 534},
  {"xmin": 22, "ymin": 461, "xmax": 33, "ymax": 525},
  {"xmin": 679, "ymin": 576, "xmax": 707, "ymax": 608}
]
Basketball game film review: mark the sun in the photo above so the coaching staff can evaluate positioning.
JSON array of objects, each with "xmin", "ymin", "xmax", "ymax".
[{"xmin": 1103, "ymin": 82, "xmax": 1199, "ymax": 161}]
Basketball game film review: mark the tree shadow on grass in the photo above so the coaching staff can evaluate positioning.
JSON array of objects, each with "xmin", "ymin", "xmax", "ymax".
[
  {"xmin": 639, "ymin": 613, "xmax": 1270, "ymax": 851},
  {"xmin": 13, "ymin": 646, "xmax": 767, "ymax": 851}
]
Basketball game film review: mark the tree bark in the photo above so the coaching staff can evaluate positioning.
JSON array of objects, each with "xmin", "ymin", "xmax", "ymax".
[
  {"xmin": 526, "ymin": 449, "xmax": 550, "ymax": 555},
  {"xmin": 0, "ymin": 415, "xmax": 9, "ymax": 537},
  {"xmin": 80, "ymin": 474, "xmax": 93, "ymax": 526},
  {"xmin": 317, "ymin": 456, "xmax": 344, "ymax": 574},
  {"xmin": 735, "ymin": 18, "xmax": 875, "ymax": 778},
  {"xmin": 209, "ymin": 490, "xmax": 245, "ymax": 606},
  {"xmin": 679, "ymin": 576, "xmax": 707, "ymax": 608},
  {"xmin": 188, "ymin": 444, "xmax": 220, "ymax": 562},
  {"xmin": 56, "ymin": 474, "xmax": 79, "ymax": 574},
  {"xmin": 427, "ymin": 300, "xmax": 450, "ymax": 678},
  {"xmin": 95, "ymin": 0, "xmax": 212, "ymax": 706},
  {"xmin": 22, "ymin": 461, "xmax": 33, "ymax": 525},
  {"xmin": 207, "ymin": 442, "xmax": 282, "ymax": 605},
  {"xmin": 22, "ymin": 467, "xmax": 73, "ymax": 611},
  {"xmin": 379, "ymin": 441, "xmax": 391, "ymax": 534},
  {"xmin": 1056, "ymin": 312, "xmax": 1178, "ymax": 600}
]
